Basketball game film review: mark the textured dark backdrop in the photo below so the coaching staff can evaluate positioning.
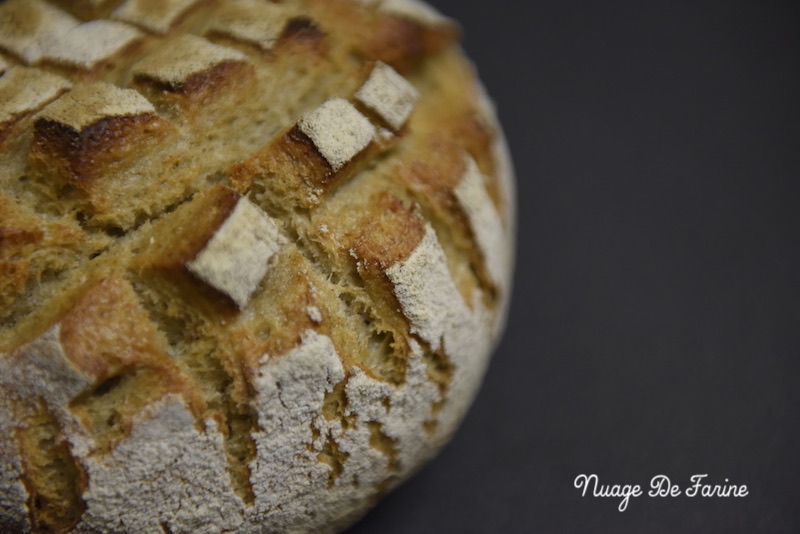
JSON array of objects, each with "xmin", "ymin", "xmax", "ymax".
[{"xmin": 346, "ymin": 1, "xmax": 800, "ymax": 532}]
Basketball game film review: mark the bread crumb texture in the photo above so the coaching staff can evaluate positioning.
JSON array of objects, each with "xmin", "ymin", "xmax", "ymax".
[{"xmin": 0, "ymin": 0, "xmax": 515, "ymax": 532}]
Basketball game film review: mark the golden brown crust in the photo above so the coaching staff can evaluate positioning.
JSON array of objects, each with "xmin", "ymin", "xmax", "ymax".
[
  {"xmin": 0, "ymin": 195, "xmax": 89, "ymax": 326},
  {"xmin": 31, "ymin": 112, "xmax": 170, "ymax": 187},
  {"xmin": 310, "ymin": 0, "xmax": 458, "ymax": 74},
  {"xmin": 58, "ymin": 278, "xmax": 168, "ymax": 379},
  {"xmin": 347, "ymin": 191, "xmax": 426, "ymax": 270},
  {"xmin": 222, "ymin": 253, "xmax": 323, "ymax": 364},
  {"xmin": 141, "ymin": 186, "xmax": 240, "ymax": 269},
  {"xmin": 0, "ymin": 1, "xmax": 513, "ymax": 532},
  {"xmin": 228, "ymin": 125, "xmax": 336, "ymax": 208},
  {"xmin": 275, "ymin": 16, "xmax": 329, "ymax": 55},
  {"xmin": 128, "ymin": 35, "xmax": 256, "ymax": 115},
  {"xmin": 46, "ymin": 276, "xmax": 206, "ymax": 434},
  {"xmin": 135, "ymin": 185, "xmax": 245, "ymax": 311},
  {"xmin": 133, "ymin": 60, "xmax": 256, "ymax": 110},
  {"xmin": 357, "ymin": 13, "xmax": 458, "ymax": 73},
  {"xmin": 49, "ymin": 0, "xmax": 124, "ymax": 21},
  {"xmin": 229, "ymin": 98, "xmax": 390, "ymax": 210}
]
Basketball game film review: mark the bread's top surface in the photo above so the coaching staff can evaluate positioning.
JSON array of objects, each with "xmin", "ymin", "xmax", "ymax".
[
  {"xmin": 38, "ymin": 81, "xmax": 156, "ymax": 130},
  {"xmin": 0, "ymin": 1, "xmax": 514, "ymax": 532},
  {"xmin": 0, "ymin": 66, "xmax": 72, "ymax": 124}
]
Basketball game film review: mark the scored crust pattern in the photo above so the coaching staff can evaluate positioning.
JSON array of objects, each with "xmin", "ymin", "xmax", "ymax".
[{"xmin": 0, "ymin": 0, "xmax": 514, "ymax": 533}]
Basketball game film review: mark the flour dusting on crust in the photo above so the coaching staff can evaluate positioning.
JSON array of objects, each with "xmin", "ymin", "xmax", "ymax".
[
  {"xmin": 39, "ymin": 82, "xmax": 155, "ymax": 132},
  {"xmin": 386, "ymin": 225, "xmax": 468, "ymax": 351},
  {"xmin": 455, "ymin": 154, "xmax": 507, "ymax": 290},
  {"xmin": 298, "ymin": 98, "xmax": 376, "ymax": 172},
  {"xmin": 187, "ymin": 197, "xmax": 286, "ymax": 309},
  {"xmin": 77, "ymin": 397, "xmax": 244, "ymax": 533}
]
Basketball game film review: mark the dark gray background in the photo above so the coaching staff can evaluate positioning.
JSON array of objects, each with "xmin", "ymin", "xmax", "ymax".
[{"xmin": 347, "ymin": 1, "xmax": 800, "ymax": 532}]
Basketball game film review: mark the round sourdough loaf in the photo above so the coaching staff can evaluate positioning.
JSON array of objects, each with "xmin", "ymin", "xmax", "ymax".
[{"xmin": 0, "ymin": 0, "xmax": 514, "ymax": 532}]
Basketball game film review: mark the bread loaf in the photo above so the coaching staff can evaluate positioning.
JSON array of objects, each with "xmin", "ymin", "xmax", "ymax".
[{"xmin": 0, "ymin": 0, "xmax": 515, "ymax": 532}]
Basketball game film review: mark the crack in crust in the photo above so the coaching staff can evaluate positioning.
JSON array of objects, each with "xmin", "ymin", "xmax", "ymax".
[{"xmin": 16, "ymin": 399, "xmax": 87, "ymax": 534}]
